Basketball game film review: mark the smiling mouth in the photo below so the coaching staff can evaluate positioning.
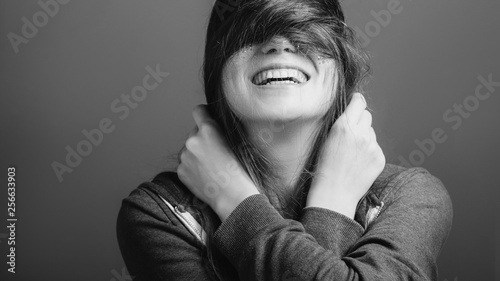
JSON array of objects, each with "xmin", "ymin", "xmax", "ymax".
[{"xmin": 252, "ymin": 68, "xmax": 310, "ymax": 86}]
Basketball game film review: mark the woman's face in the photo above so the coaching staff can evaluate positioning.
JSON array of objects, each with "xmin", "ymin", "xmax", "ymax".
[{"xmin": 222, "ymin": 36, "xmax": 337, "ymax": 124}]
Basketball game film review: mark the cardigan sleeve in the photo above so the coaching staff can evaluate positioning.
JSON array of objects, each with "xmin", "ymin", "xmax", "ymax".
[
  {"xmin": 116, "ymin": 188, "xmax": 217, "ymax": 281},
  {"xmin": 213, "ymin": 168, "xmax": 453, "ymax": 281},
  {"xmin": 299, "ymin": 206, "xmax": 364, "ymax": 257}
]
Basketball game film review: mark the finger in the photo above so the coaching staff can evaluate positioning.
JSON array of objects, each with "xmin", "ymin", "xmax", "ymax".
[
  {"xmin": 343, "ymin": 93, "xmax": 367, "ymax": 125},
  {"xmin": 192, "ymin": 104, "xmax": 211, "ymax": 129},
  {"xmin": 178, "ymin": 144, "xmax": 187, "ymax": 162},
  {"xmin": 369, "ymin": 127, "xmax": 377, "ymax": 142},
  {"xmin": 358, "ymin": 110, "xmax": 372, "ymax": 129}
]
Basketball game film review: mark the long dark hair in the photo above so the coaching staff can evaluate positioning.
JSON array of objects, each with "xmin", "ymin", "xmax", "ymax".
[{"xmin": 178, "ymin": 0, "xmax": 370, "ymax": 279}]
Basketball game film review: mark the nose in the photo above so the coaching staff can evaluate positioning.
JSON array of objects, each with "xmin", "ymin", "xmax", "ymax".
[{"xmin": 259, "ymin": 36, "xmax": 297, "ymax": 54}]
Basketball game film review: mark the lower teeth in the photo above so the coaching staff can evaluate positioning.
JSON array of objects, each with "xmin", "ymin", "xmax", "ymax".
[{"xmin": 264, "ymin": 80, "xmax": 297, "ymax": 85}]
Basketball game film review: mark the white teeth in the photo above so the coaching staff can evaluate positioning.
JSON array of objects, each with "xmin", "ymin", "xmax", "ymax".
[
  {"xmin": 253, "ymin": 68, "xmax": 308, "ymax": 85},
  {"xmin": 267, "ymin": 80, "xmax": 296, "ymax": 85},
  {"xmin": 266, "ymin": 71, "xmax": 273, "ymax": 80}
]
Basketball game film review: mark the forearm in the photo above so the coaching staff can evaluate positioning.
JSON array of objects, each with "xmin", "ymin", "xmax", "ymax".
[
  {"xmin": 214, "ymin": 195, "xmax": 367, "ymax": 281},
  {"xmin": 213, "ymin": 182, "xmax": 450, "ymax": 281},
  {"xmin": 302, "ymin": 178, "xmax": 365, "ymax": 254},
  {"xmin": 300, "ymin": 206, "xmax": 363, "ymax": 256}
]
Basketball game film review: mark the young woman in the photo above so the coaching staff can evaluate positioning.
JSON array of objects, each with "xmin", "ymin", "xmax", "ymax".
[{"xmin": 117, "ymin": 0, "xmax": 453, "ymax": 280}]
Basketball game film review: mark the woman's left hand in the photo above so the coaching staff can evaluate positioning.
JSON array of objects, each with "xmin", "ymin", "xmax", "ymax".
[{"xmin": 177, "ymin": 104, "xmax": 259, "ymax": 222}]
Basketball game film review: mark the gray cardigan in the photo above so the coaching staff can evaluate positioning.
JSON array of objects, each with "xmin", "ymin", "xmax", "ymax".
[{"xmin": 116, "ymin": 164, "xmax": 453, "ymax": 280}]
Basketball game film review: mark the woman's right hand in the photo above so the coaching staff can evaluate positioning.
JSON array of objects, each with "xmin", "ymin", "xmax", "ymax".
[
  {"xmin": 176, "ymin": 105, "xmax": 260, "ymax": 222},
  {"xmin": 306, "ymin": 93, "xmax": 386, "ymax": 219}
]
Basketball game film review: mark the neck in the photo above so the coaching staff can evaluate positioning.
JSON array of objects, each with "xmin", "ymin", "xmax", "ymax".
[{"xmin": 245, "ymin": 117, "xmax": 321, "ymax": 192}]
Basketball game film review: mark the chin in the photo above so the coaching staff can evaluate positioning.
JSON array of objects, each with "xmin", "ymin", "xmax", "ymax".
[
  {"xmin": 225, "ymin": 80, "xmax": 332, "ymax": 123},
  {"xmin": 235, "ymin": 102, "xmax": 325, "ymax": 124}
]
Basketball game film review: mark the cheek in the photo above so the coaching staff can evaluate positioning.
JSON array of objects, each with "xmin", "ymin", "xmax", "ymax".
[
  {"xmin": 323, "ymin": 60, "xmax": 337, "ymax": 87},
  {"xmin": 221, "ymin": 66, "xmax": 247, "ymax": 116},
  {"xmin": 315, "ymin": 62, "xmax": 337, "ymax": 104},
  {"xmin": 223, "ymin": 69, "xmax": 244, "ymax": 95}
]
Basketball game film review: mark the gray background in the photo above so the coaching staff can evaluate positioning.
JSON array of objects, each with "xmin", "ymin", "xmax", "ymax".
[{"xmin": 1, "ymin": 0, "xmax": 499, "ymax": 280}]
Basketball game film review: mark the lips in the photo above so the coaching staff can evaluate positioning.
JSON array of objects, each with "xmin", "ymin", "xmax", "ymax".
[{"xmin": 252, "ymin": 68, "xmax": 310, "ymax": 86}]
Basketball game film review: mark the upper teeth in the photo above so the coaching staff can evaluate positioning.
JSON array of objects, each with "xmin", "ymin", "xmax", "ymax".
[{"xmin": 253, "ymin": 69, "xmax": 308, "ymax": 85}]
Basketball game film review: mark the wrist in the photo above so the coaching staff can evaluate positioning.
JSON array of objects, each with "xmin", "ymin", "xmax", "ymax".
[
  {"xmin": 212, "ymin": 180, "xmax": 259, "ymax": 222},
  {"xmin": 306, "ymin": 186, "xmax": 358, "ymax": 219}
]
